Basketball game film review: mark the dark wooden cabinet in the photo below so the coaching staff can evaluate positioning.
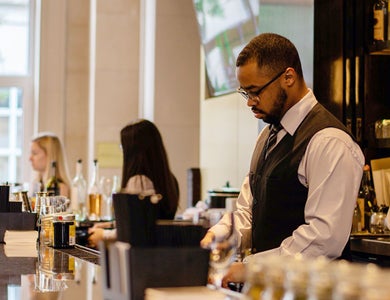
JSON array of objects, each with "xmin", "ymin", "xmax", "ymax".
[{"xmin": 314, "ymin": 0, "xmax": 390, "ymax": 163}]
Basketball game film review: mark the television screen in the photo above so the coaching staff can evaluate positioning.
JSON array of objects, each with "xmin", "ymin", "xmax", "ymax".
[{"xmin": 193, "ymin": 0, "xmax": 260, "ymax": 97}]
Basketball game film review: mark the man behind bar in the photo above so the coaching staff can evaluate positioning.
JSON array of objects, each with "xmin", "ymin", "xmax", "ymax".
[{"xmin": 200, "ymin": 33, "xmax": 364, "ymax": 287}]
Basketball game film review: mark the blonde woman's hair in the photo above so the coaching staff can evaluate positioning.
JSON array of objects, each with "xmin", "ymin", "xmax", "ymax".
[{"xmin": 32, "ymin": 132, "xmax": 71, "ymax": 188}]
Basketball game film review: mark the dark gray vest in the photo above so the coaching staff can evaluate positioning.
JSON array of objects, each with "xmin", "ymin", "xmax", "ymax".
[{"xmin": 249, "ymin": 103, "xmax": 353, "ymax": 254}]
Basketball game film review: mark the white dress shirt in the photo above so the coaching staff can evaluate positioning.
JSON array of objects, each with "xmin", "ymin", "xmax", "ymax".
[{"xmin": 209, "ymin": 89, "xmax": 365, "ymax": 260}]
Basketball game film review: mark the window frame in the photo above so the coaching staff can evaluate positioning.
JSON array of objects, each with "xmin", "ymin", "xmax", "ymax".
[{"xmin": 0, "ymin": 0, "xmax": 37, "ymax": 184}]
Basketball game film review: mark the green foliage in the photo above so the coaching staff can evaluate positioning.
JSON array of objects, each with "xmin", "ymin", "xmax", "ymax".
[{"xmin": 194, "ymin": 0, "xmax": 224, "ymax": 18}]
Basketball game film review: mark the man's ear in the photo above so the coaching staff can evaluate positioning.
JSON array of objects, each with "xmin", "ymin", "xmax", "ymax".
[{"xmin": 283, "ymin": 67, "xmax": 296, "ymax": 87}]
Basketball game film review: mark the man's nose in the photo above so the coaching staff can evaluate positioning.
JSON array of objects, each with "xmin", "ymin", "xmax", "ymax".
[{"xmin": 247, "ymin": 97, "xmax": 258, "ymax": 107}]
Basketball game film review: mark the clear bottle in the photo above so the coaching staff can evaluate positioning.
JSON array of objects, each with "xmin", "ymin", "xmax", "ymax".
[
  {"xmin": 262, "ymin": 256, "xmax": 286, "ymax": 300},
  {"xmin": 70, "ymin": 159, "xmax": 87, "ymax": 221},
  {"xmin": 361, "ymin": 165, "xmax": 378, "ymax": 232},
  {"xmin": 46, "ymin": 161, "xmax": 60, "ymax": 196},
  {"xmin": 88, "ymin": 159, "xmax": 102, "ymax": 221},
  {"xmin": 307, "ymin": 256, "xmax": 334, "ymax": 300},
  {"xmin": 281, "ymin": 255, "xmax": 309, "ymax": 300},
  {"xmin": 332, "ymin": 260, "xmax": 364, "ymax": 300},
  {"xmin": 241, "ymin": 257, "xmax": 267, "ymax": 300},
  {"xmin": 360, "ymin": 264, "xmax": 390, "ymax": 300},
  {"xmin": 351, "ymin": 202, "xmax": 362, "ymax": 233}
]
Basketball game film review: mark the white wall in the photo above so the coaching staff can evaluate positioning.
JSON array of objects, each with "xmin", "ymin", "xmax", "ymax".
[
  {"xmin": 200, "ymin": 93, "xmax": 258, "ymax": 200},
  {"xmin": 154, "ymin": 0, "xmax": 201, "ymax": 213}
]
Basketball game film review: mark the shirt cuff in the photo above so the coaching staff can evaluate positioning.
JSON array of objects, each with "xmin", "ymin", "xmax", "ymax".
[{"xmin": 103, "ymin": 229, "xmax": 117, "ymax": 241}]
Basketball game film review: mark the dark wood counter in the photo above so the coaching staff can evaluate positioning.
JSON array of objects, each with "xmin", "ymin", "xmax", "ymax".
[
  {"xmin": 0, "ymin": 243, "xmax": 103, "ymax": 299},
  {"xmin": 350, "ymin": 237, "xmax": 390, "ymax": 267},
  {"xmin": 0, "ymin": 243, "xmax": 240, "ymax": 300}
]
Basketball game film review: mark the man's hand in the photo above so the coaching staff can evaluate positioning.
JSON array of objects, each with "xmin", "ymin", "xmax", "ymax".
[
  {"xmin": 200, "ymin": 231, "xmax": 215, "ymax": 248},
  {"xmin": 221, "ymin": 262, "xmax": 246, "ymax": 288}
]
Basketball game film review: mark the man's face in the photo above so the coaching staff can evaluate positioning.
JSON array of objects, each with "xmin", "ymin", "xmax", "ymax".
[
  {"xmin": 29, "ymin": 141, "xmax": 47, "ymax": 173},
  {"xmin": 236, "ymin": 61, "xmax": 287, "ymax": 125}
]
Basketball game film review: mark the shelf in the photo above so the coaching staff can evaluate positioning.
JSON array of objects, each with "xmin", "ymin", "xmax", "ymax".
[
  {"xmin": 375, "ymin": 138, "xmax": 390, "ymax": 148},
  {"xmin": 370, "ymin": 48, "xmax": 390, "ymax": 55},
  {"xmin": 368, "ymin": 41, "xmax": 390, "ymax": 54}
]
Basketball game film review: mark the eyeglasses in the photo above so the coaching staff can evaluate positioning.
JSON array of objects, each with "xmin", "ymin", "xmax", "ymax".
[{"xmin": 236, "ymin": 70, "xmax": 285, "ymax": 101}]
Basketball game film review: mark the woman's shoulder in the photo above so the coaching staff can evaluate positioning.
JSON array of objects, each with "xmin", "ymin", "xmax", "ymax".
[{"xmin": 123, "ymin": 175, "xmax": 155, "ymax": 195}]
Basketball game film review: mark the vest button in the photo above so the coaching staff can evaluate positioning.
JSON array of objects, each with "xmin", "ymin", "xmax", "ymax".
[{"xmin": 253, "ymin": 198, "xmax": 258, "ymax": 205}]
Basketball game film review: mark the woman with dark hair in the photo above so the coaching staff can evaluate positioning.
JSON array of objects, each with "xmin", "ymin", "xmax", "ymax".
[
  {"xmin": 120, "ymin": 119, "xmax": 179, "ymax": 219},
  {"xmin": 88, "ymin": 119, "xmax": 179, "ymax": 245}
]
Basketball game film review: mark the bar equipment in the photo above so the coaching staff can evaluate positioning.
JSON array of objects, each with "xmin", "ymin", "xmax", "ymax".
[
  {"xmin": 0, "ymin": 184, "xmax": 37, "ymax": 243},
  {"xmin": 370, "ymin": 211, "xmax": 387, "ymax": 234},
  {"xmin": 0, "ymin": 184, "xmax": 10, "ymax": 212},
  {"xmin": 207, "ymin": 212, "xmax": 238, "ymax": 288},
  {"xmin": 100, "ymin": 193, "xmax": 210, "ymax": 299}
]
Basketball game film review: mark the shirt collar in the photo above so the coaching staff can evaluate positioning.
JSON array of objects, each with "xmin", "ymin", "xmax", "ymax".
[{"xmin": 280, "ymin": 88, "xmax": 317, "ymax": 136}]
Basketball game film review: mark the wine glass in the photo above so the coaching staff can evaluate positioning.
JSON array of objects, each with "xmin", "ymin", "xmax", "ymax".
[
  {"xmin": 370, "ymin": 211, "xmax": 386, "ymax": 234},
  {"xmin": 208, "ymin": 212, "xmax": 238, "ymax": 289},
  {"xmin": 100, "ymin": 176, "xmax": 114, "ymax": 221}
]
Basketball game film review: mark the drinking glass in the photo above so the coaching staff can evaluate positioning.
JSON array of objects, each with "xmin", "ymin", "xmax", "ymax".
[
  {"xmin": 370, "ymin": 212, "xmax": 386, "ymax": 234},
  {"xmin": 208, "ymin": 212, "xmax": 238, "ymax": 288},
  {"xmin": 100, "ymin": 176, "xmax": 114, "ymax": 221}
]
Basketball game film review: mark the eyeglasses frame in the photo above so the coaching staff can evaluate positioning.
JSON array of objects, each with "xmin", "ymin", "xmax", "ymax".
[{"xmin": 236, "ymin": 70, "xmax": 286, "ymax": 101}]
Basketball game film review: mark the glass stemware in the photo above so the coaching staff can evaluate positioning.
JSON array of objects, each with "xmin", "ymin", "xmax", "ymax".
[
  {"xmin": 208, "ymin": 212, "xmax": 238, "ymax": 289},
  {"xmin": 100, "ymin": 176, "xmax": 114, "ymax": 221}
]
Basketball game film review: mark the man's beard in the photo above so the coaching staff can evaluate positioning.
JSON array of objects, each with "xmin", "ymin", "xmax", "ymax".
[{"xmin": 263, "ymin": 87, "xmax": 287, "ymax": 125}]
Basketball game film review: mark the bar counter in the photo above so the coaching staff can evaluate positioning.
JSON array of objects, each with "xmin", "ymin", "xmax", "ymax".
[
  {"xmin": 1, "ymin": 236, "xmax": 389, "ymax": 299},
  {"xmin": 350, "ymin": 236, "xmax": 390, "ymax": 266},
  {"xmin": 0, "ymin": 243, "xmax": 242, "ymax": 300},
  {"xmin": 0, "ymin": 243, "xmax": 103, "ymax": 300}
]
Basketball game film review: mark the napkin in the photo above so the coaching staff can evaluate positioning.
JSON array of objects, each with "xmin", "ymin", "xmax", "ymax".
[
  {"xmin": 4, "ymin": 230, "xmax": 38, "ymax": 245},
  {"xmin": 3, "ymin": 230, "xmax": 38, "ymax": 257},
  {"xmin": 144, "ymin": 286, "xmax": 227, "ymax": 300}
]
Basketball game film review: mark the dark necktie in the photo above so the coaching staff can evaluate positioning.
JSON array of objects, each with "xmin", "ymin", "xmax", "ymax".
[{"xmin": 264, "ymin": 123, "xmax": 283, "ymax": 159}]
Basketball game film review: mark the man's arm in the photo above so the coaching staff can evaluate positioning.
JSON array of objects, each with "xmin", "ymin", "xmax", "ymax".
[{"xmin": 200, "ymin": 176, "xmax": 253, "ymax": 248}]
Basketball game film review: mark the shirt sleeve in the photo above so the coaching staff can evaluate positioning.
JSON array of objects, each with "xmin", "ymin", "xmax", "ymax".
[
  {"xmin": 123, "ymin": 175, "xmax": 156, "ymax": 195},
  {"xmin": 252, "ymin": 128, "xmax": 364, "ymax": 260},
  {"xmin": 103, "ymin": 228, "xmax": 117, "ymax": 241},
  {"xmin": 208, "ymin": 175, "xmax": 253, "ymax": 249}
]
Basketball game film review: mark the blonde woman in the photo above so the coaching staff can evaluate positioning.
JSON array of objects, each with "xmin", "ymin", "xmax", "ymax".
[{"xmin": 29, "ymin": 132, "xmax": 71, "ymax": 198}]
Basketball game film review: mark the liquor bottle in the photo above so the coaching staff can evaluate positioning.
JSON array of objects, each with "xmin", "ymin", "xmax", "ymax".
[
  {"xmin": 46, "ymin": 161, "xmax": 60, "ymax": 196},
  {"xmin": 356, "ymin": 179, "xmax": 366, "ymax": 231},
  {"xmin": 373, "ymin": 0, "xmax": 388, "ymax": 44},
  {"xmin": 70, "ymin": 159, "xmax": 87, "ymax": 221},
  {"xmin": 88, "ymin": 159, "xmax": 102, "ymax": 221},
  {"xmin": 351, "ymin": 202, "xmax": 362, "ymax": 233},
  {"xmin": 361, "ymin": 165, "xmax": 378, "ymax": 232}
]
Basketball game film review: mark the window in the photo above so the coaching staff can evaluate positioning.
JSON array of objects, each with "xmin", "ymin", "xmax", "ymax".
[
  {"xmin": 0, "ymin": 0, "xmax": 30, "ymax": 76},
  {"xmin": 0, "ymin": 87, "xmax": 23, "ymax": 182},
  {"xmin": 0, "ymin": 0, "xmax": 36, "ymax": 184}
]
